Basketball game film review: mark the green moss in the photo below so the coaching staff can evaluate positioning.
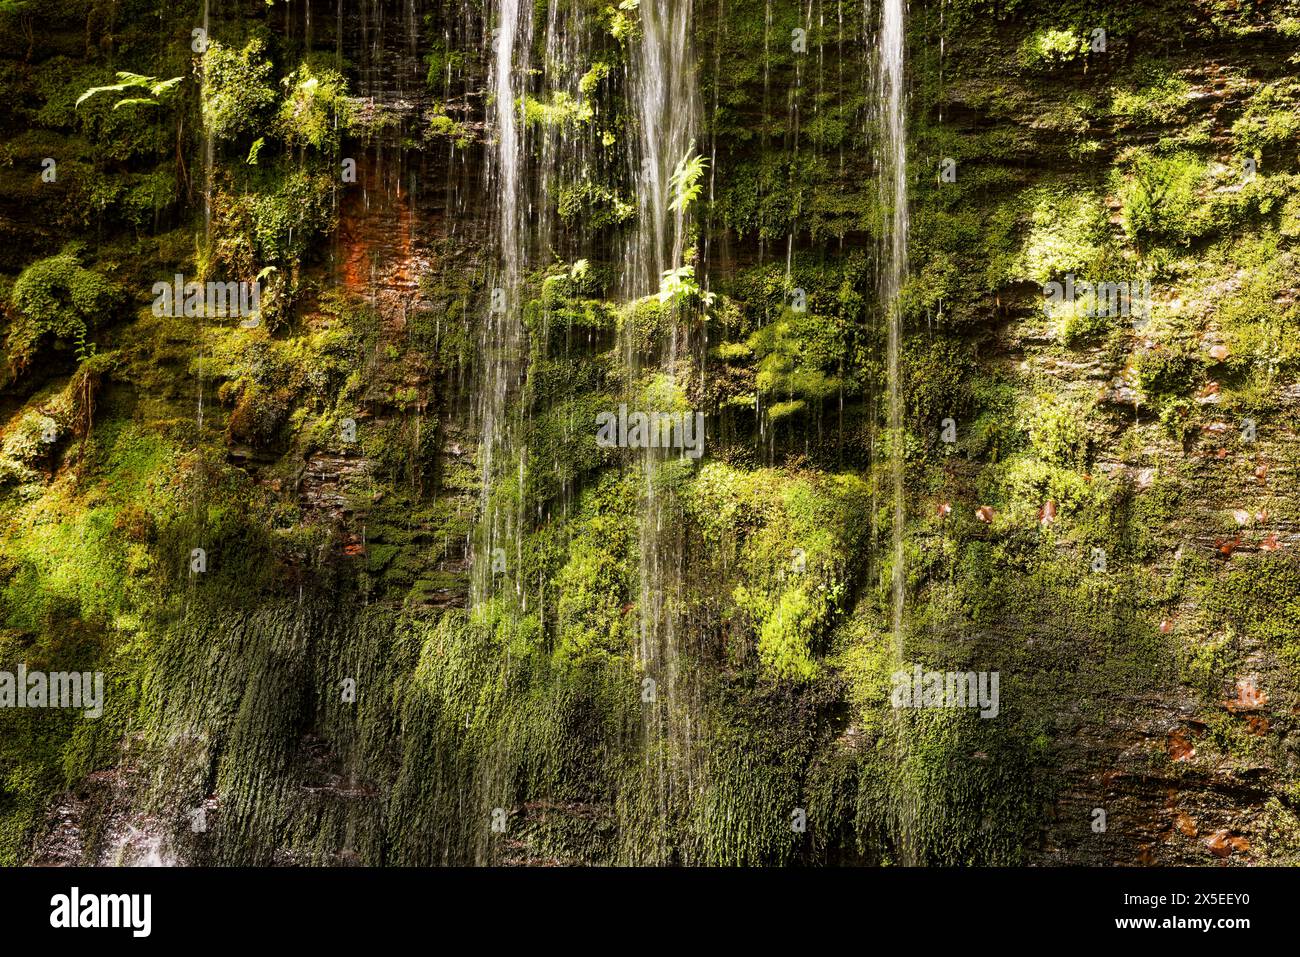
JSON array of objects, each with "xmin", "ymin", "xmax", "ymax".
[
  {"xmin": 1201, "ymin": 555, "xmax": 1300, "ymax": 666},
  {"xmin": 1232, "ymin": 81, "xmax": 1300, "ymax": 163},
  {"xmin": 5, "ymin": 250, "xmax": 121, "ymax": 375},
  {"xmin": 423, "ymin": 40, "xmax": 466, "ymax": 90},
  {"xmin": 1110, "ymin": 65, "xmax": 1190, "ymax": 125},
  {"xmin": 202, "ymin": 37, "xmax": 278, "ymax": 142},
  {"xmin": 684, "ymin": 462, "xmax": 870, "ymax": 680},
  {"xmin": 1134, "ymin": 341, "xmax": 1204, "ymax": 406},
  {"xmin": 1114, "ymin": 150, "xmax": 1214, "ymax": 247},
  {"xmin": 523, "ymin": 91, "xmax": 594, "ymax": 129},
  {"xmin": 278, "ymin": 62, "xmax": 353, "ymax": 151},
  {"xmin": 1017, "ymin": 28, "xmax": 1087, "ymax": 70},
  {"xmin": 749, "ymin": 311, "xmax": 846, "ymax": 408},
  {"xmin": 1026, "ymin": 394, "xmax": 1092, "ymax": 469},
  {"xmin": 553, "ymin": 476, "xmax": 638, "ymax": 664},
  {"xmin": 1010, "ymin": 185, "xmax": 1109, "ymax": 284},
  {"xmin": 426, "ymin": 111, "xmax": 473, "ymax": 149}
]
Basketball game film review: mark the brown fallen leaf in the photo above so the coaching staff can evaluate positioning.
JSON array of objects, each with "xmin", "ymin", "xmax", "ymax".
[
  {"xmin": 1205, "ymin": 829, "xmax": 1249, "ymax": 859},
  {"xmin": 1260, "ymin": 533, "xmax": 1280, "ymax": 552},
  {"xmin": 1175, "ymin": 812, "xmax": 1198, "ymax": 837},
  {"xmin": 1215, "ymin": 536, "xmax": 1242, "ymax": 558},
  {"xmin": 936, "ymin": 501, "xmax": 952, "ymax": 518},
  {"xmin": 1209, "ymin": 343, "xmax": 1229, "ymax": 361},
  {"xmin": 975, "ymin": 505, "xmax": 995, "ymax": 523},
  {"xmin": 1227, "ymin": 678, "xmax": 1266, "ymax": 712},
  {"xmin": 1038, "ymin": 500, "xmax": 1057, "ymax": 525},
  {"xmin": 1160, "ymin": 618, "xmax": 1174, "ymax": 634},
  {"xmin": 1167, "ymin": 728, "xmax": 1196, "ymax": 762}
]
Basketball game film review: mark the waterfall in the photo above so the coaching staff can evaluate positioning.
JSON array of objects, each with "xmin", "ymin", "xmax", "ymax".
[
  {"xmin": 626, "ymin": 0, "xmax": 699, "ymax": 298},
  {"xmin": 474, "ymin": 0, "xmax": 534, "ymax": 606},
  {"xmin": 473, "ymin": 0, "xmax": 618, "ymax": 861},
  {"xmin": 876, "ymin": 0, "xmax": 921, "ymax": 869},
  {"xmin": 878, "ymin": 0, "xmax": 909, "ymax": 650},
  {"xmin": 490, "ymin": 0, "xmax": 529, "ymax": 293},
  {"xmin": 475, "ymin": 0, "xmax": 603, "ymax": 602},
  {"xmin": 624, "ymin": 0, "xmax": 702, "ymax": 861}
]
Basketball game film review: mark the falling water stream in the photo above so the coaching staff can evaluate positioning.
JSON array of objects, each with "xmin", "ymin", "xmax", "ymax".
[
  {"xmin": 474, "ymin": 0, "xmax": 533, "ymax": 609},
  {"xmin": 626, "ymin": 0, "xmax": 698, "ymax": 298},
  {"xmin": 878, "ymin": 0, "xmax": 908, "ymax": 653},
  {"xmin": 875, "ymin": 0, "xmax": 918, "ymax": 867},
  {"xmin": 626, "ymin": 0, "xmax": 702, "ymax": 860},
  {"xmin": 482, "ymin": 0, "xmax": 707, "ymax": 858}
]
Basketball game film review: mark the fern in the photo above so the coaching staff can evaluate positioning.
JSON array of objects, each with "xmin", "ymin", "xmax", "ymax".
[
  {"xmin": 669, "ymin": 148, "xmax": 708, "ymax": 213},
  {"xmin": 76, "ymin": 73, "xmax": 182, "ymax": 110},
  {"xmin": 74, "ymin": 326, "xmax": 97, "ymax": 364},
  {"xmin": 657, "ymin": 265, "xmax": 715, "ymax": 308}
]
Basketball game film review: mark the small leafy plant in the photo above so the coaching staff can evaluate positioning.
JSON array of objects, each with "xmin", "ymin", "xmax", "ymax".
[{"xmin": 76, "ymin": 72, "xmax": 182, "ymax": 111}]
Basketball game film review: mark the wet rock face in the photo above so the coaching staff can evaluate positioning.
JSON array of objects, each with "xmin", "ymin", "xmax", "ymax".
[
  {"xmin": 7, "ymin": 0, "xmax": 1300, "ymax": 868},
  {"xmin": 926, "ymin": 10, "xmax": 1300, "ymax": 865},
  {"xmin": 30, "ymin": 746, "xmax": 199, "ymax": 868},
  {"xmin": 297, "ymin": 451, "xmax": 372, "ymax": 525}
]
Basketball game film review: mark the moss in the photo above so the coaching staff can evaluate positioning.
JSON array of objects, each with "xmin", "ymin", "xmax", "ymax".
[
  {"xmin": 1110, "ymin": 65, "xmax": 1191, "ymax": 125},
  {"xmin": 224, "ymin": 382, "xmax": 291, "ymax": 448},
  {"xmin": 903, "ymin": 335, "xmax": 975, "ymax": 439},
  {"xmin": 1232, "ymin": 81, "xmax": 1300, "ymax": 164},
  {"xmin": 5, "ymin": 250, "xmax": 122, "ymax": 375},
  {"xmin": 210, "ymin": 167, "xmax": 337, "ymax": 277},
  {"xmin": 552, "ymin": 476, "xmax": 638, "ymax": 664},
  {"xmin": 1017, "ymin": 28, "xmax": 1088, "ymax": 71},
  {"xmin": 854, "ymin": 705, "xmax": 1054, "ymax": 866},
  {"xmin": 1200, "ymin": 555, "xmax": 1300, "ymax": 668},
  {"xmin": 1026, "ymin": 394, "xmax": 1092, "ymax": 469},
  {"xmin": 278, "ymin": 62, "xmax": 353, "ymax": 151},
  {"xmin": 426, "ymin": 111, "xmax": 473, "ymax": 149},
  {"xmin": 522, "ymin": 91, "xmax": 594, "ymax": 129},
  {"xmin": 201, "ymin": 37, "xmax": 278, "ymax": 143},
  {"xmin": 556, "ymin": 180, "xmax": 635, "ymax": 229},
  {"xmin": 34, "ymin": 58, "xmax": 178, "ymax": 165},
  {"xmin": 1114, "ymin": 150, "xmax": 1215, "ymax": 247},
  {"xmin": 1010, "ymin": 185, "xmax": 1109, "ymax": 285},
  {"xmin": 684, "ymin": 462, "xmax": 871, "ymax": 680},
  {"xmin": 748, "ymin": 310, "xmax": 847, "ymax": 408}
]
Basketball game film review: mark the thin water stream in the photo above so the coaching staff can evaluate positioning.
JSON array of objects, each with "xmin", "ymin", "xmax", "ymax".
[{"xmin": 878, "ymin": 0, "xmax": 908, "ymax": 653}]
